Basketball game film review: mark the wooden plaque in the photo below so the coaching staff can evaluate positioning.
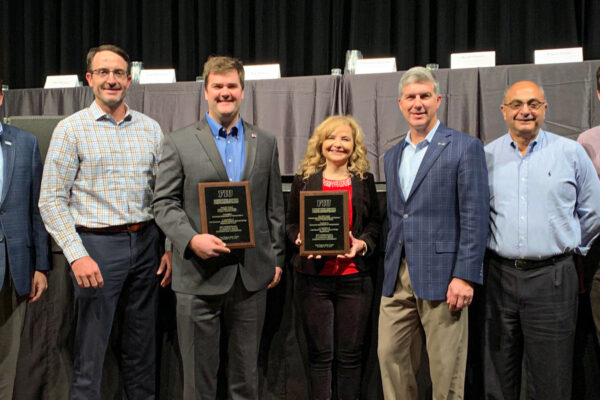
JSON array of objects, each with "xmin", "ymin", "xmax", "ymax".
[
  {"xmin": 198, "ymin": 181, "xmax": 255, "ymax": 249},
  {"xmin": 299, "ymin": 190, "xmax": 349, "ymax": 256}
]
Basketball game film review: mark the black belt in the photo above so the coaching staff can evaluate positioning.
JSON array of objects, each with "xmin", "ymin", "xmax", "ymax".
[
  {"xmin": 76, "ymin": 220, "xmax": 152, "ymax": 234},
  {"xmin": 488, "ymin": 251, "xmax": 572, "ymax": 270}
]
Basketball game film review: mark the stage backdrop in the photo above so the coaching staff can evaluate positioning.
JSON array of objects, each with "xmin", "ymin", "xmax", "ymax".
[
  {"xmin": 2, "ymin": 0, "xmax": 600, "ymax": 89},
  {"xmin": 3, "ymin": 61, "xmax": 600, "ymax": 182}
]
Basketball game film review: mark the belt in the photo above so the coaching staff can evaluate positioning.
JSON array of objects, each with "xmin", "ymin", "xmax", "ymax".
[
  {"xmin": 76, "ymin": 220, "xmax": 152, "ymax": 234},
  {"xmin": 488, "ymin": 251, "xmax": 572, "ymax": 270}
]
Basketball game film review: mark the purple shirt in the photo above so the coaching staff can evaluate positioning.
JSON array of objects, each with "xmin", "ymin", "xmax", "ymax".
[{"xmin": 578, "ymin": 125, "xmax": 600, "ymax": 178}]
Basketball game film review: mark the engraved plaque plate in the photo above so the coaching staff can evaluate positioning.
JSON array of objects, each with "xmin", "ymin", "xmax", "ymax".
[
  {"xmin": 300, "ymin": 190, "xmax": 349, "ymax": 256},
  {"xmin": 198, "ymin": 181, "xmax": 254, "ymax": 249}
]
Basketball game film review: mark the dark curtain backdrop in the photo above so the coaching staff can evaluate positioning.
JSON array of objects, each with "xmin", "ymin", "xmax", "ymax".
[{"xmin": 1, "ymin": 0, "xmax": 599, "ymax": 89}]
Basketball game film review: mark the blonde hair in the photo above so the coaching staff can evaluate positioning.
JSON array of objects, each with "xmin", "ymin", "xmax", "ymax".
[{"xmin": 298, "ymin": 115, "xmax": 370, "ymax": 180}]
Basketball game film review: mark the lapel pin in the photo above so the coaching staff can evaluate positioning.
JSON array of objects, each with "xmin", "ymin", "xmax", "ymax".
[
  {"xmin": 5, "ymin": 141, "xmax": 12, "ymax": 146},
  {"xmin": 251, "ymin": 133, "xmax": 257, "ymax": 138},
  {"xmin": 437, "ymin": 142, "xmax": 446, "ymax": 146}
]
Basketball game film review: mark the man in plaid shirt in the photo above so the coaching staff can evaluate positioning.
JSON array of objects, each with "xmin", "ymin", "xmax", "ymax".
[{"xmin": 39, "ymin": 44, "xmax": 171, "ymax": 400}]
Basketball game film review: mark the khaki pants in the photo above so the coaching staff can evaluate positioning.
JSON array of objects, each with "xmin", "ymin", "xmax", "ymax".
[
  {"xmin": 0, "ymin": 267, "xmax": 27, "ymax": 399},
  {"xmin": 378, "ymin": 259, "xmax": 468, "ymax": 400}
]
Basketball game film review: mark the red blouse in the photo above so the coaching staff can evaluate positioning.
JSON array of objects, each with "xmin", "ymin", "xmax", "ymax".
[{"xmin": 319, "ymin": 176, "xmax": 360, "ymax": 276}]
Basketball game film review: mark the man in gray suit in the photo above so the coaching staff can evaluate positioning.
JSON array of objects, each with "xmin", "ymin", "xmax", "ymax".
[
  {"xmin": 0, "ymin": 77, "xmax": 50, "ymax": 398},
  {"xmin": 153, "ymin": 56, "xmax": 285, "ymax": 399}
]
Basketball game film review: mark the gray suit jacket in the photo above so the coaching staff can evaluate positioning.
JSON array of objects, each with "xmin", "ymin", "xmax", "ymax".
[{"xmin": 152, "ymin": 117, "xmax": 285, "ymax": 295}]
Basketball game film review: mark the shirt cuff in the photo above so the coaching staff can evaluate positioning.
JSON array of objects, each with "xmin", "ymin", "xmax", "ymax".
[{"xmin": 63, "ymin": 243, "xmax": 90, "ymax": 265}]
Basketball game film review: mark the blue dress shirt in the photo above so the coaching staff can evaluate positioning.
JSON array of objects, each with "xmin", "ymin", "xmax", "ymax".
[
  {"xmin": 485, "ymin": 130, "xmax": 600, "ymax": 258},
  {"xmin": 206, "ymin": 114, "xmax": 245, "ymax": 182},
  {"xmin": 399, "ymin": 120, "xmax": 440, "ymax": 199}
]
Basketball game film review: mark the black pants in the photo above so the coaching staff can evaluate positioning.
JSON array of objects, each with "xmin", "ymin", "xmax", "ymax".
[
  {"xmin": 484, "ymin": 255, "xmax": 578, "ymax": 400},
  {"xmin": 294, "ymin": 272, "xmax": 373, "ymax": 400},
  {"xmin": 70, "ymin": 223, "xmax": 161, "ymax": 400}
]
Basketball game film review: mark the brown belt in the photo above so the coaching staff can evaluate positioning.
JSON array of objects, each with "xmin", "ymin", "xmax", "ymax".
[
  {"xmin": 488, "ymin": 251, "xmax": 572, "ymax": 270},
  {"xmin": 76, "ymin": 220, "xmax": 152, "ymax": 234}
]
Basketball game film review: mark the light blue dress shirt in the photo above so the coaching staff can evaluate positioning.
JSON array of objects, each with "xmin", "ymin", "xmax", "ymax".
[
  {"xmin": 399, "ymin": 120, "xmax": 440, "ymax": 199},
  {"xmin": 206, "ymin": 114, "xmax": 245, "ymax": 182},
  {"xmin": 485, "ymin": 130, "xmax": 600, "ymax": 258}
]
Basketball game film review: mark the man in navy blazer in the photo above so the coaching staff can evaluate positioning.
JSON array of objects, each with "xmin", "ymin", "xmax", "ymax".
[
  {"xmin": 377, "ymin": 67, "xmax": 489, "ymax": 399},
  {"xmin": 0, "ymin": 78, "xmax": 51, "ymax": 398}
]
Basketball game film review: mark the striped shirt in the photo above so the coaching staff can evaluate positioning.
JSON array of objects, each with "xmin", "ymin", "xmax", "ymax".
[{"xmin": 39, "ymin": 101, "xmax": 163, "ymax": 263}]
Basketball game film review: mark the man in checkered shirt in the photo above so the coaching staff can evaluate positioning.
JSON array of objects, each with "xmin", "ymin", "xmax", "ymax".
[{"xmin": 38, "ymin": 44, "xmax": 172, "ymax": 400}]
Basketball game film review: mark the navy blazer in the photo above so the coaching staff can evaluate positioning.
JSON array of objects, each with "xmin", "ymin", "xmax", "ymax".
[
  {"xmin": 382, "ymin": 123, "xmax": 489, "ymax": 300},
  {"xmin": 0, "ymin": 123, "xmax": 50, "ymax": 297},
  {"xmin": 286, "ymin": 170, "xmax": 382, "ymax": 274}
]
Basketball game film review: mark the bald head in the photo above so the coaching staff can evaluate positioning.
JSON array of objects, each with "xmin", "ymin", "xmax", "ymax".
[
  {"xmin": 503, "ymin": 81, "xmax": 545, "ymax": 104},
  {"xmin": 501, "ymin": 81, "xmax": 547, "ymax": 142}
]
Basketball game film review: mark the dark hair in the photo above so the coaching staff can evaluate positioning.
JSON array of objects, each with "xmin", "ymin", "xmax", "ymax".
[
  {"xmin": 86, "ymin": 44, "xmax": 131, "ymax": 74},
  {"xmin": 0, "ymin": 77, "xmax": 3, "ymax": 88},
  {"xmin": 202, "ymin": 56, "xmax": 245, "ymax": 89}
]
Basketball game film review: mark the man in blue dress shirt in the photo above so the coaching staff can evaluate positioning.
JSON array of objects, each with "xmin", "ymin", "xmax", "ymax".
[
  {"xmin": 153, "ymin": 56, "xmax": 285, "ymax": 399},
  {"xmin": 484, "ymin": 80, "xmax": 600, "ymax": 400}
]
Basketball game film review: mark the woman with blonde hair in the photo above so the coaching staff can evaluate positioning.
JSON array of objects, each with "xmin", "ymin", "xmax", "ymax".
[{"xmin": 286, "ymin": 115, "xmax": 381, "ymax": 400}]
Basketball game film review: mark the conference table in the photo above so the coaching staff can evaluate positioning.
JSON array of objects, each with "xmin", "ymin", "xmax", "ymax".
[
  {"xmin": 2, "ymin": 61, "xmax": 600, "ymax": 399},
  {"xmin": 3, "ymin": 60, "xmax": 599, "ymax": 181}
]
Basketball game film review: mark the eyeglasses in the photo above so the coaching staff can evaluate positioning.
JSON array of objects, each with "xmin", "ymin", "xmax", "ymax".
[
  {"xmin": 90, "ymin": 68, "xmax": 129, "ymax": 79},
  {"xmin": 503, "ymin": 99, "xmax": 546, "ymax": 111}
]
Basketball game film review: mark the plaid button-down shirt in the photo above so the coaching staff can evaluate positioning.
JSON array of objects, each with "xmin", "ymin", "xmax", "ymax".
[{"xmin": 39, "ymin": 101, "xmax": 163, "ymax": 263}]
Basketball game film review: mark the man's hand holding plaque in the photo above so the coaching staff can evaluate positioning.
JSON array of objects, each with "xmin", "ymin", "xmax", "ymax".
[
  {"xmin": 299, "ymin": 190, "xmax": 350, "ymax": 256},
  {"xmin": 197, "ymin": 181, "xmax": 255, "ymax": 249},
  {"xmin": 188, "ymin": 233, "xmax": 231, "ymax": 259}
]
